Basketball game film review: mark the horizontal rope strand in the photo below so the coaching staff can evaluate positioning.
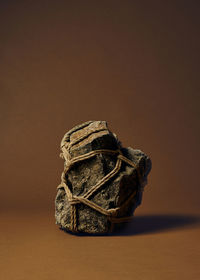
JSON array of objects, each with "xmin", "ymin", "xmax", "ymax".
[
  {"xmin": 72, "ymin": 196, "xmax": 120, "ymax": 216},
  {"xmin": 63, "ymin": 149, "xmax": 120, "ymax": 173}
]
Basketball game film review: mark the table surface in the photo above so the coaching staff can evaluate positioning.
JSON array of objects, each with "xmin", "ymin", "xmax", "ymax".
[{"xmin": 1, "ymin": 209, "xmax": 199, "ymax": 280}]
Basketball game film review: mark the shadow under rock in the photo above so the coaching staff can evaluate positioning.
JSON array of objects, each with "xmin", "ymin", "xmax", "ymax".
[{"xmin": 112, "ymin": 214, "xmax": 200, "ymax": 236}]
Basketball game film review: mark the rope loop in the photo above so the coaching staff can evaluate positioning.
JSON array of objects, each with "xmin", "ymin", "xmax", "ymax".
[{"xmin": 58, "ymin": 148, "xmax": 140, "ymax": 232}]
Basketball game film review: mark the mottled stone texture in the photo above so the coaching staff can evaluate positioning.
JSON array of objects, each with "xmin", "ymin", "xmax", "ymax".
[{"xmin": 55, "ymin": 121, "xmax": 151, "ymax": 234}]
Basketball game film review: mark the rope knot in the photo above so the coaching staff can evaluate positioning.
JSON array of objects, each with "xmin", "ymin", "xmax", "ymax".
[{"xmin": 68, "ymin": 196, "xmax": 81, "ymax": 205}]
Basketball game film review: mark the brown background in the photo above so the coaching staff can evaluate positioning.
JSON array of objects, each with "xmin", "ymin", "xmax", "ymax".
[{"xmin": 0, "ymin": 1, "xmax": 200, "ymax": 279}]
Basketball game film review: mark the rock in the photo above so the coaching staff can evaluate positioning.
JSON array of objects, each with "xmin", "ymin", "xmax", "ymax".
[{"xmin": 55, "ymin": 120, "xmax": 151, "ymax": 234}]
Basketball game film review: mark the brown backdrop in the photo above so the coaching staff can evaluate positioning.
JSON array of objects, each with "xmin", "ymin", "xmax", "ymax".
[{"xmin": 1, "ymin": 1, "xmax": 199, "ymax": 280}]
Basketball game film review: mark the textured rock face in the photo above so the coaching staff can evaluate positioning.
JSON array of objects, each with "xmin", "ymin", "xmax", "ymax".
[{"xmin": 55, "ymin": 121, "xmax": 151, "ymax": 234}]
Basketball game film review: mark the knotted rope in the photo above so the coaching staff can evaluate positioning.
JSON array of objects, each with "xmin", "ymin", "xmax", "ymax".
[{"xmin": 57, "ymin": 149, "xmax": 141, "ymax": 232}]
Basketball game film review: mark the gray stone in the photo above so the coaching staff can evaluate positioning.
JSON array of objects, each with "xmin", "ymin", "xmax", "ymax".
[{"xmin": 55, "ymin": 120, "xmax": 151, "ymax": 234}]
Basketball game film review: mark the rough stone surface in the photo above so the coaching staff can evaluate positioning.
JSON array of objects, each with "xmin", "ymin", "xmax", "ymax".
[{"xmin": 55, "ymin": 121, "xmax": 151, "ymax": 234}]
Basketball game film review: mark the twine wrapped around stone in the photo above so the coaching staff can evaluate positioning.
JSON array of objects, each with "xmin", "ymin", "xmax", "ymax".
[{"xmin": 55, "ymin": 120, "xmax": 151, "ymax": 234}]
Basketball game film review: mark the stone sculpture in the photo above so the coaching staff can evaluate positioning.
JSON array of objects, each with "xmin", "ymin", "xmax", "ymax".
[{"xmin": 55, "ymin": 120, "xmax": 151, "ymax": 234}]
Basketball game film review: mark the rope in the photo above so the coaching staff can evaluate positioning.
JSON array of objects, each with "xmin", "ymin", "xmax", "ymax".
[{"xmin": 58, "ymin": 149, "xmax": 140, "ymax": 232}]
